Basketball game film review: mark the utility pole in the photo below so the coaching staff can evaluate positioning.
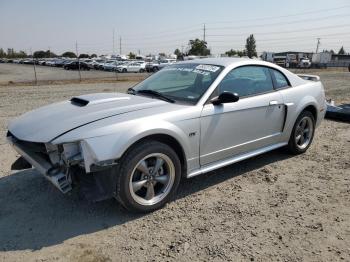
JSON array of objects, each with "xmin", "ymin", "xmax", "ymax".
[
  {"xmin": 203, "ymin": 23, "xmax": 206, "ymax": 42},
  {"xmin": 119, "ymin": 36, "xmax": 122, "ymax": 55},
  {"xmin": 316, "ymin": 38, "xmax": 321, "ymax": 53},
  {"xmin": 48, "ymin": 46, "xmax": 50, "ymax": 58},
  {"xmin": 30, "ymin": 48, "xmax": 37, "ymax": 85},
  {"xmin": 113, "ymin": 28, "xmax": 115, "ymax": 56},
  {"xmin": 75, "ymin": 41, "xmax": 81, "ymax": 81}
]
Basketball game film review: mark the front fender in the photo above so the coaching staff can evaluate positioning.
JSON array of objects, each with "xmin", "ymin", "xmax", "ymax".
[{"xmin": 81, "ymin": 120, "xmax": 191, "ymax": 164}]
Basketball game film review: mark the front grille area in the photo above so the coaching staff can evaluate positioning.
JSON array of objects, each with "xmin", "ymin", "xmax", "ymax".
[{"xmin": 7, "ymin": 132, "xmax": 51, "ymax": 164}]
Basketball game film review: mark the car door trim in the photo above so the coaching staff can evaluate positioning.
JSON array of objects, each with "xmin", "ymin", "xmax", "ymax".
[
  {"xmin": 187, "ymin": 142, "xmax": 287, "ymax": 178},
  {"xmin": 200, "ymin": 132, "xmax": 282, "ymax": 159}
]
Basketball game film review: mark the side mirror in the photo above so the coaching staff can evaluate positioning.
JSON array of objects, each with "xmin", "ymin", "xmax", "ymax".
[{"xmin": 211, "ymin": 92, "xmax": 239, "ymax": 105}]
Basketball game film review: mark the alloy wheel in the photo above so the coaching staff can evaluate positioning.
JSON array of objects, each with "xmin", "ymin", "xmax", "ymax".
[
  {"xmin": 129, "ymin": 153, "xmax": 175, "ymax": 206},
  {"xmin": 294, "ymin": 116, "xmax": 314, "ymax": 150}
]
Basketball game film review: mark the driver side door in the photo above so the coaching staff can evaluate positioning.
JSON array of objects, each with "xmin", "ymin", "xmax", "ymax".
[{"xmin": 200, "ymin": 65, "xmax": 285, "ymax": 165}]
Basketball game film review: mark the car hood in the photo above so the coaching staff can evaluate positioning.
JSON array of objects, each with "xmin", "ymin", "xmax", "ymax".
[{"xmin": 8, "ymin": 93, "xmax": 167, "ymax": 143}]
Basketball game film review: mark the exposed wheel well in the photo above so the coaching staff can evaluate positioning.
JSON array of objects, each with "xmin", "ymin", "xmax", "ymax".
[
  {"xmin": 302, "ymin": 105, "xmax": 317, "ymax": 122},
  {"xmin": 124, "ymin": 134, "xmax": 187, "ymax": 175}
]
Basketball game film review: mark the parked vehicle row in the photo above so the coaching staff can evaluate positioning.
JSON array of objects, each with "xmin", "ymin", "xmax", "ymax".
[{"xmin": 0, "ymin": 57, "xmax": 177, "ymax": 73}]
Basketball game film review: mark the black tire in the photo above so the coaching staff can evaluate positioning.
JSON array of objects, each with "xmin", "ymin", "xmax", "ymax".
[
  {"xmin": 122, "ymin": 68, "xmax": 127, "ymax": 73},
  {"xmin": 116, "ymin": 140, "xmax": 181, "ymax": 213},
  {"xmin": 139, "ymin": 69, "xmax": 145, "ymax": 73},
  {"xmin": 153, "ymin": 66, "xmax": 159, "ymax": 72},
  {"xmin": 287, "ymin": 110, "xmax": 315, "ymax": 154}
]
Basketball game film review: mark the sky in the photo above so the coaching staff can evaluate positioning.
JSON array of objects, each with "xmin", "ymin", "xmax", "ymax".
[{"xmin": 0, "ymin": 0, "xmax": 349, "ymax": 56}]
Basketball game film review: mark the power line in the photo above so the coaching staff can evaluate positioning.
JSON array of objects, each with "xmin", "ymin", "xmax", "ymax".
[
  {"xmin": 205, "ymin": 4, "xmax": 350, "ymax": 25},
  {"xmin": 207, "ymin": 24, "xmax": 350, "ymax": 37},
  {"xmin": 206, "ymin": 13, "xmax": 349, "ymax": 31},
  {"xmin": 120, "ymin": 4, "xmax": 349, "ymax": 39},
  {"xmin": 207, "ymin": 32, "xmax": 350, "ymax": 44}
]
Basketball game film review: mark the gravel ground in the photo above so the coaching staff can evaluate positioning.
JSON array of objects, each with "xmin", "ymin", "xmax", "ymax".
[{"xmin": 0, "ymin": 70, "xmax": 349, "ymax": 261}]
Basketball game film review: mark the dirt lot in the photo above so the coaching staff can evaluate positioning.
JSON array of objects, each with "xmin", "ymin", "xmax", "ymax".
[{"xmin": 0, "ymin": 69, "xmax": 349, "ymax": 261}]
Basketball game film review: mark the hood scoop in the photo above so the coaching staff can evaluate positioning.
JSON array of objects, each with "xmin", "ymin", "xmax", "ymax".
[
  {"xmin": 70, "ymin": 93, "xmax": 131, "ymax": 107},
  {"xmin": 71, "ymin": 97, "xmax": 89, "ymax": 106}
]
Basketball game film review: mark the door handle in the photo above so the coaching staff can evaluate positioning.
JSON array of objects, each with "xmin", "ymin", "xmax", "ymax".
[{"xmin": 269, "ymin": 100, "xmax": 278, "ymax": 106}]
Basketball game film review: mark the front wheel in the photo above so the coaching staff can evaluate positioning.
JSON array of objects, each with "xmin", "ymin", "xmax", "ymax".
[
  {"xmin": 116, "ymin": 141, "xmax": 181, "ymax": 212},
  {"xmin": 287, "ymin": 111, "xmax": 315, "ymax": 154}
]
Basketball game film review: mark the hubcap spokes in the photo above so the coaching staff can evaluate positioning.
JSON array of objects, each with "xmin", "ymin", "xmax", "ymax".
[
  {"xmin": 295, "ymin": 117, "xmax": 313, "ymax": 149},
  {"xmin": 129, "ymin": 153, "xmax": 175, "ymax": 206}
]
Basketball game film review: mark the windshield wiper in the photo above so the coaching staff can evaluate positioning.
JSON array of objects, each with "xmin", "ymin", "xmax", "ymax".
[
  {"xmin": 127, "ymin": 87, "xmax": 137, "ymax": 95},
  {"xmin": 137, "ymin": 89, "xmax": 175, "ymax": 103}
]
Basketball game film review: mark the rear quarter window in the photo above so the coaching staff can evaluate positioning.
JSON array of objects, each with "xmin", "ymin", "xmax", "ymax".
[{"xmin": 271, "ymin": 69, "xmax": 290, "ymax": 89}]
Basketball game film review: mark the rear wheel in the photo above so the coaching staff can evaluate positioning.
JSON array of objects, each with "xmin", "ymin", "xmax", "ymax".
[
  {"xmin": 122, "ymin": 68, "xmax": 127, "ymax": 73},
  {"xmin": 287, "ymin": 111, "xmax": 315, "ymax": 154},
  {"xmin": 116, "ymin": 141, "xmax": 181, "ymax": 212}
]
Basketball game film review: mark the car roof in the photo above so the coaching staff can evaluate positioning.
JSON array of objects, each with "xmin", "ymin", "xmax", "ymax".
[{"xmin": 180, "ymin": 57, "xmax": 251, "ymax": 67}]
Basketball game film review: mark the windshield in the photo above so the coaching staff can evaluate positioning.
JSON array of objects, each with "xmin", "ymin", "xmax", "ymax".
[{"xmin": 132, "ymin": 63, "xmax": 223, "ymax": 104}]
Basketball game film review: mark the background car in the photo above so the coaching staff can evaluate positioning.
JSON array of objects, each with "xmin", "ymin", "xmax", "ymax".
[
  {"xmin": 63, "ymin": 61, "xmax": 90, "ymax": 70},
  {"xmin": 117, "ymin": 61, "xmax": 146, "ymax": 73},
  {"xmin": 103, "ymin": 60, "xmax": 119, "ymax": 71}
]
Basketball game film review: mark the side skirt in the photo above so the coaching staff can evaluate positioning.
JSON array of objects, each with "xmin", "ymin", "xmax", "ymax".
[{"xmin": 187, "ymin": 142, "xmax": 287, "ymax": 178}]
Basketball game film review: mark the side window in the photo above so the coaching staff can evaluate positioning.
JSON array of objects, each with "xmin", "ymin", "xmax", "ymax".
[
  {"xmin": 218, "ymin": 66, "xmax": 274, "ymax": 97},
  {"xmin": 271, "ymin": 69, "xmax": 289, "ymax": 89}
]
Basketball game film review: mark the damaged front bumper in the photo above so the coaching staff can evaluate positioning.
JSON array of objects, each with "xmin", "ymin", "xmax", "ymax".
[
  {"xmin": 7, "ymin": 135, "xmax": 73, "ymax": 193},
  {"xmin": 7, "ymin": 132, "xmax": 119, "ymax": 201}
]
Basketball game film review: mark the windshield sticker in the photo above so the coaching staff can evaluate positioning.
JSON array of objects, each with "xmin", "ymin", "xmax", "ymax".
[
  {"xmin": 163, "ymin": 67, "xmax": 210, "ymax": 76},
  {"xmin": 195, "ymin": 64, "xmax": 220, "ymax": 72}
]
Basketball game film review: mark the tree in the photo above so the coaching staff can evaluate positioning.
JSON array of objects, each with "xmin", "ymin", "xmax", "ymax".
[
  {"xmin": 90, "ymin": 54, "xmax": 97, "ymax": 58},
  {"xmin": 174, "ymin": 48, "xmax": 181, "ymax": 56},
  {"xmin": 33, "ymin": 50, "xmax": 48, "ymax": 58},
  {"xmin": 322, "ymin": 49, "xmax": 335, "ymax": 54},
  {"xmin": 158, "ymin": 52, "xmax": 166, "ymax": 57},
  {"xmin": 0, "ymin": 48, "xmax": 5, "ymax": 58},
  {"xmin": 225, "ymin": 49, "xmax": 246, "ymax": 57},
  {"xmin": 174, "ymin": 48, "xmax": 184, "ymax": 60},
  {"xmin": 79, "ymin": 53, "xmax": 89, "ymax": 58},
  {"xmin": 128, "ymin": 52, "xmax": 136, "ymax": 59},
  {"xmin": 338, "ymin": 46, "xmax": 346, "ymax": 55},
  {"xmin": 17, "ymin": 51, "xmax": 27, "ymax": 58},
  {"xmin": 245, "ymin": 34, "xmax": 257, "ymax": 58},
  {"xmin": 4, "ymin": 48, "xmax": 28, "ymax": 58},
  {"xmin": 188, "ymin": 39, "xmax": 210, "ymax": 56},
  {"xmin": 7, "ymin": 48, "xmax": 14, "ymax": 58},
  {"xmin": 61, "ymin": 51, "xmax": 77, "ymax": 58},
  {"xmin": 225, "ymin": 49, "xmax": 238, "ymax": 57}
]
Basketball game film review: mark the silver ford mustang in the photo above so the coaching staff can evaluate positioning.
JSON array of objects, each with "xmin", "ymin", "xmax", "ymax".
[{"xmin": 7, "ymin": 58, "xmax": 326, "ymax": 212}]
